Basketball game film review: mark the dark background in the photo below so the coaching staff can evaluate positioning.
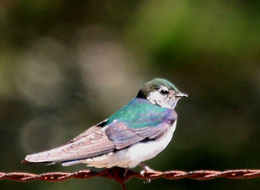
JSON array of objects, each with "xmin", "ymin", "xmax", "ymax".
[{"xmin": 0, "ymin": 0, "xmax": 260, "ymax": 189}]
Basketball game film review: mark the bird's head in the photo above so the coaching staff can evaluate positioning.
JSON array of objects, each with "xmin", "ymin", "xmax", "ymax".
[{"xmin": 137, "ymin": 78, "xmax": 188, "ymax": 109}]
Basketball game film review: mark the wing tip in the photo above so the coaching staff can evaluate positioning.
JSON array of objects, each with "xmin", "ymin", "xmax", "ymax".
[
  {"xmin": 21, "ymin": 159, "xmax": 31, "ymax": 164},
  {"xmin": 21, "ymin": 155, "xmax": 55, "ymax": 165},
  {"xmin": 21, "ymin": 155, "xmax": 35, "ymax": 164}
]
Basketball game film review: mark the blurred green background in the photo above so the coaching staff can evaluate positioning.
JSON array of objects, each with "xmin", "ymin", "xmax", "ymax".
[{"xmin": 0, "ymin": 0, "xmax": 260, "ymax": 189}]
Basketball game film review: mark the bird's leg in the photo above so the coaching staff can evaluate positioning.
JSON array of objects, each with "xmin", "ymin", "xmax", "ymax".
[{"xmin": 123, "ymin": 168, "xmax": 129, "ymax": 178}]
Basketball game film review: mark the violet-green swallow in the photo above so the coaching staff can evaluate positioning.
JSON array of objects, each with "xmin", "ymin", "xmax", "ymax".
[{"xmin": 22, "ymin": 78, "xmax": 187, "ymax": 172}]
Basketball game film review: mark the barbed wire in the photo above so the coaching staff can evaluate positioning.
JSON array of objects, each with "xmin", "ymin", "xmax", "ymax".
[{"xmin": 1, "ymin": 168, "xmax": 260, "ymax": 190}]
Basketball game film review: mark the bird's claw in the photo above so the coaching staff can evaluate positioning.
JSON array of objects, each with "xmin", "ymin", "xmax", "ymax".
[
  {"xmin": 140, "ymin": 165, "xmax": 156, "ymax": 175},
  {"xmin": 140, "ymin": 169, "xmax": 146, "ymax": 176},
  {"xmin": 144, "ymin": 179, "xmax": 151, "ymax": 184},
  {"xmin": 140, "ymin": 170, "xmax": 151, "ymax": 184},
  {"xmin": 139, "ymin": 164, "xmax": 156, "ymax": 183}
]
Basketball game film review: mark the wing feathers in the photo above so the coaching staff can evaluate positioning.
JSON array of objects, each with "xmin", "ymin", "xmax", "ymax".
[
  {"xmin": 105, "ymin": 121, "xmax": 173, "ymax": 149},
  {"xmin": 23, "ymin": 109, "xmax": 177, "ymax": 165},
  {"xmin": 24, "ymin": 126, "xmax": 115, "ymax": 164}
]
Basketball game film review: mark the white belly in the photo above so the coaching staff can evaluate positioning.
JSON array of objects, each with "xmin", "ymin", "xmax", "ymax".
[{"xmin": 83, "ymin": 121, "xmax": 177, "ymax": 168}]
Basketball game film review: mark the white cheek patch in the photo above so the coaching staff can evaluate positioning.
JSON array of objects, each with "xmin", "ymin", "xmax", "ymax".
[
  {"xmin": 147, "ymin": 91, "xmax": 160, "ymax": 105},
  {"xmin": 147, "ymin": 91, "xmax": 171, "ymax": 109}
]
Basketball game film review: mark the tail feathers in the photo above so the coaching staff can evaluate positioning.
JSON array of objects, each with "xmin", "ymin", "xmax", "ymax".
[
  {"xmin": 22, "ymin": 152, "xmax": 58, "ymax": 165},
  {"xmin": 21, "ymin": 127, "xmax": 115, "ymax": 166},
  {"xmin": 22, "ymin": 151, "xmax": 86, "ymax": 166},
  {"xmin": 21, "ymin": 142, "xmax": 93, "ymax": 166},
  {"xmin": 21, "ymin": 158, "xmax": 55, "ymax": 165},
  {"xmin": 22, "ymin": 145, "xmax": 71, "ymax": 165}
]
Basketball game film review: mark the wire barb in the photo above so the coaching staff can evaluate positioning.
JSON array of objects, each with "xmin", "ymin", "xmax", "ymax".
[{"xmin": 1, "ymin": 168, "xmax": 260, "ymax": 187}]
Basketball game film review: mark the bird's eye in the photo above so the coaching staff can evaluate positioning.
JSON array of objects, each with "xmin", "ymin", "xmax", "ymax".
[{"xmin": 160, "ymin": 89, "xmax": 169, "ymax": 95}]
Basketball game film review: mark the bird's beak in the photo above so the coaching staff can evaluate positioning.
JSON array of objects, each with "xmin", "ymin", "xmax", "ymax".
[
  {"xmin": 176, "ymin": 92, "xmax": 188, "ymax": 98},
  {"xmin": 169, "ymin": 90, "xmax": 188, "ymax": 109}
]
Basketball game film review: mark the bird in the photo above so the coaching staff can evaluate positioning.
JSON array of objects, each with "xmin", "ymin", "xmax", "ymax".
[{"xmin": 22, "ymin": 78, "xmax": 187, "ymax": 174}]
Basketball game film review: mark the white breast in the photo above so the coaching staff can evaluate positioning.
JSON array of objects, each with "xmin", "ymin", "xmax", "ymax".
[{"xmin": 83, "ymin": 121, "xmax": 177, "ymax": 168}]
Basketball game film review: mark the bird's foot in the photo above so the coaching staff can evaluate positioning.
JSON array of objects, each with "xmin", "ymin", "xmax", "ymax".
[
  {"xmin": 139, "ymin": 164, "xmax": 156, "ymax": 176},
  {"xmin": 139, "ymin": 163, "xmax": 156, "ymax": 183}
]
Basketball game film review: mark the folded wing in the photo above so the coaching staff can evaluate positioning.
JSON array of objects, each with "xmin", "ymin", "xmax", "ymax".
[
  {"xmin": 105, "ymin": 118, "xmax": 175, "ymax": 149},
  {"xmin": 23, "ymin": 126, "xmax": 115, "ymax": 164},
  {"xmin": 23, "ymin": 103, "xmax": 176, "ymax": 165}
]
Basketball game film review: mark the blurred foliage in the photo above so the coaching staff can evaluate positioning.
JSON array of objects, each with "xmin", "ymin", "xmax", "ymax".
[{"xmin": 0, "ymin": 0, "xmax": 260, "ymax": 189}]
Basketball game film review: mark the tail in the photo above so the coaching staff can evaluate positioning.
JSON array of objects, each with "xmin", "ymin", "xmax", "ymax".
[
  {"xmin": 21, "ymin": 126, "xmax": 114, "ymax": 166},
  {"xmin": 21, "ymin": 144, "xmax": 73, "ymax": 165},
  {"xmin": 21, "ymin": 158, "xmax": 55, "ymax": 165}
]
